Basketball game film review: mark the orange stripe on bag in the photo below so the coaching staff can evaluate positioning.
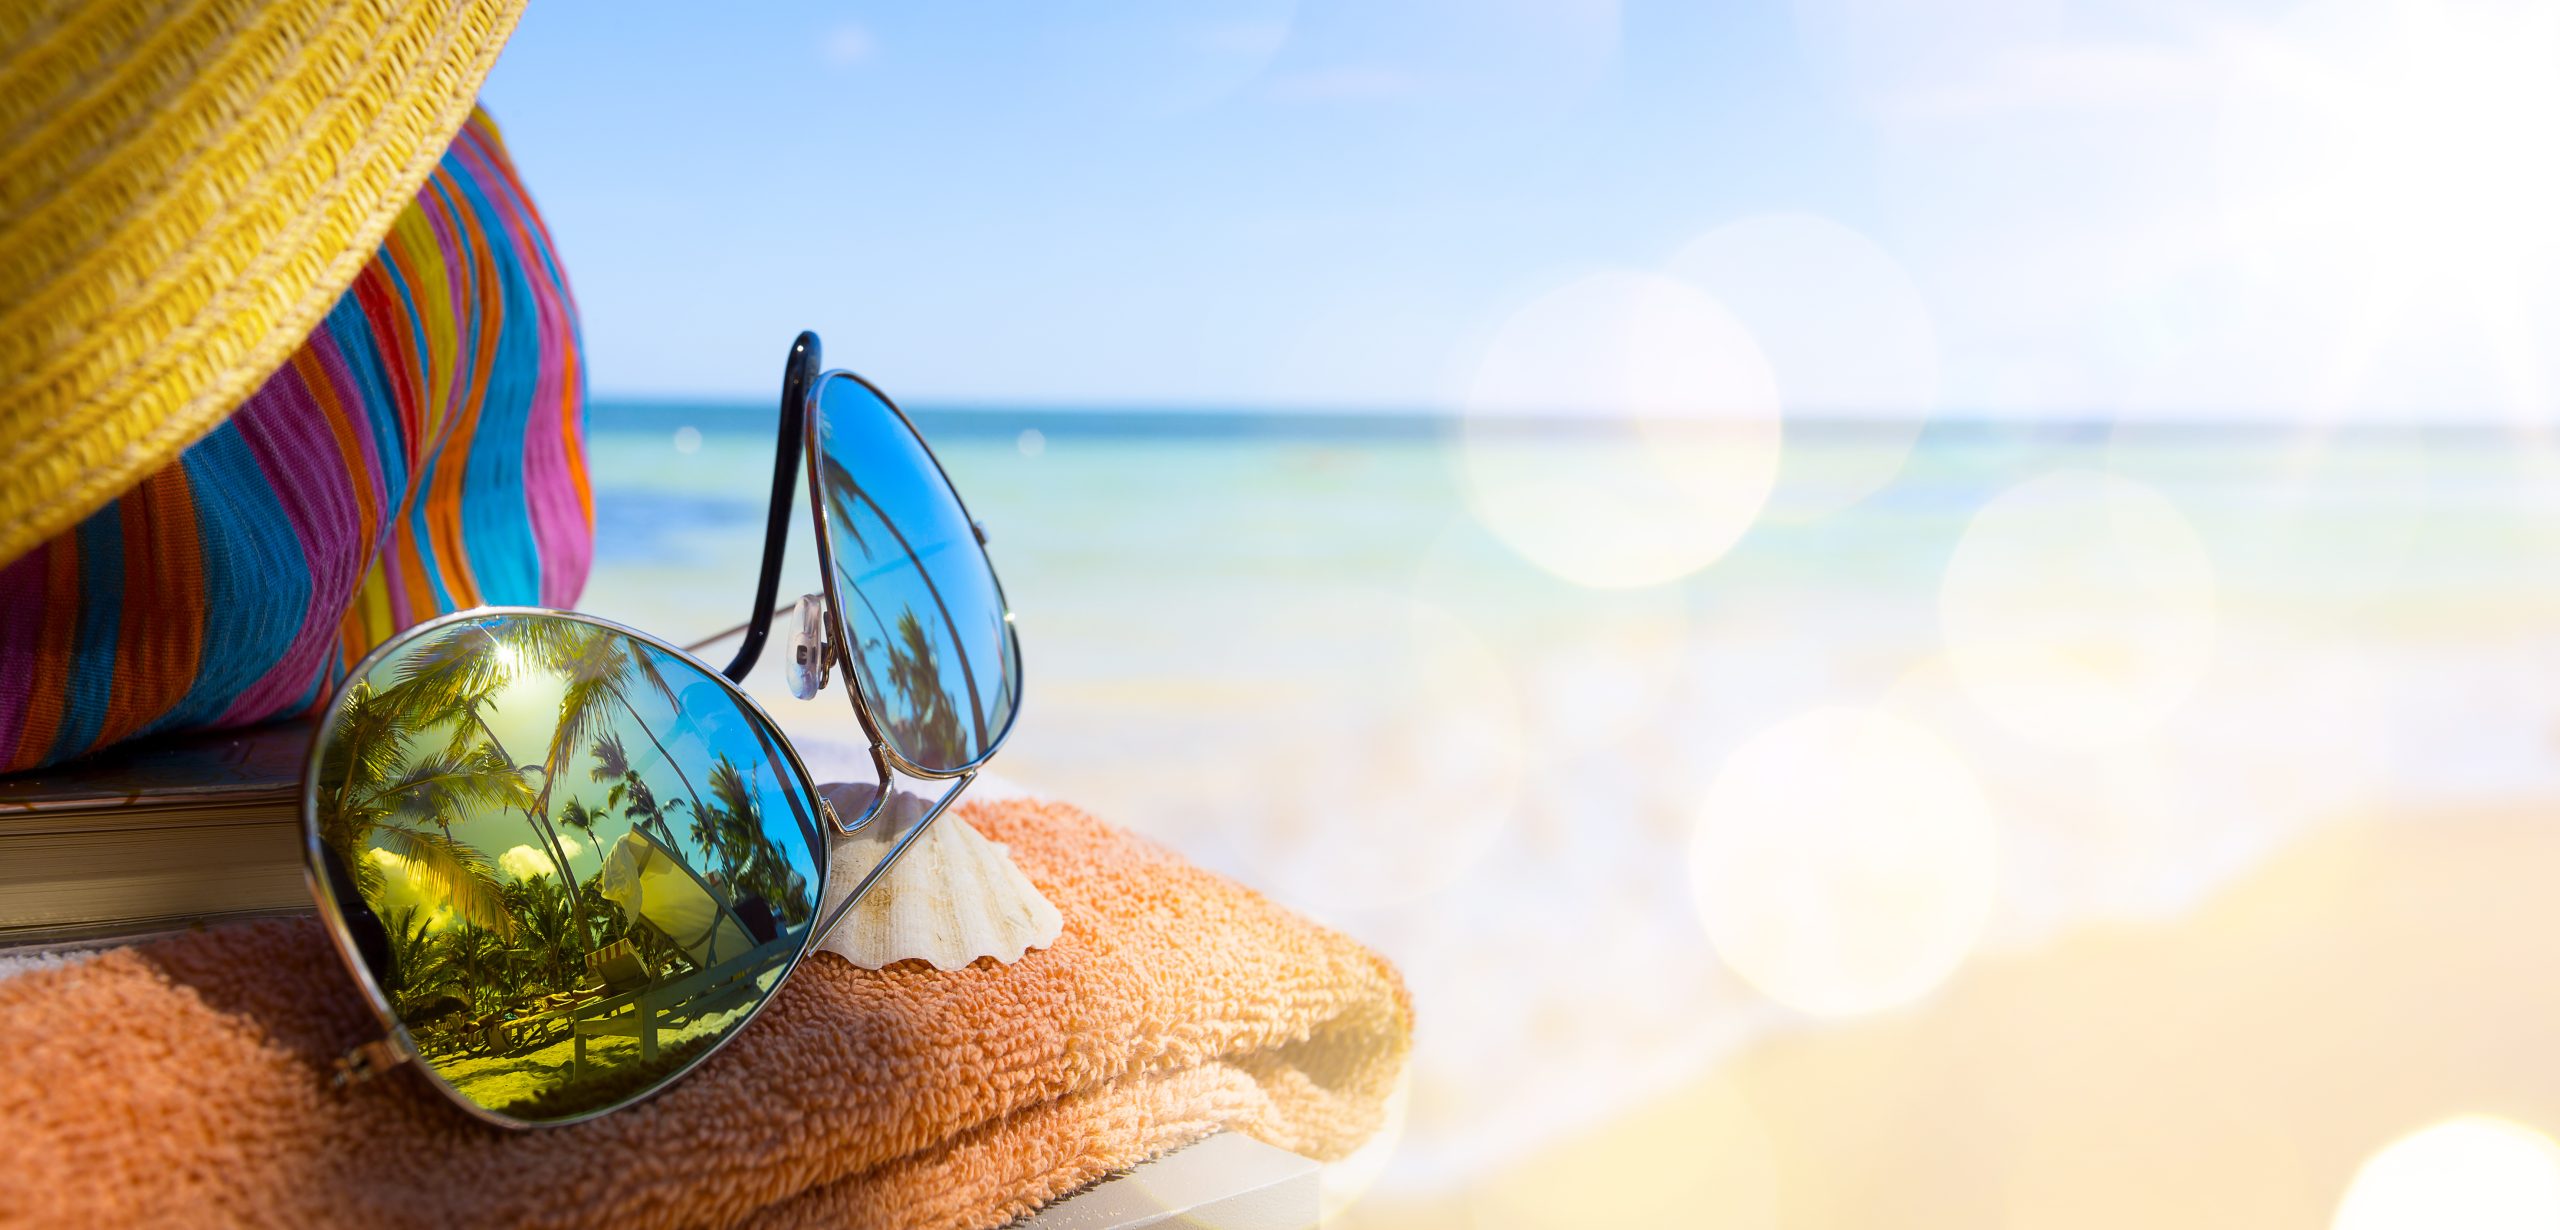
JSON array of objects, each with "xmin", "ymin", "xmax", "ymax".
[
  {"xmin": 294, "ymin": 349, "xmax": 383, "ymax": 551},
  {"xmin": 97, "ymin": 469, "xmax": 207, "ymax": 746},
  {"xmin": 12, "ymin": 542, "xmax": 81, "ymax": 766}
]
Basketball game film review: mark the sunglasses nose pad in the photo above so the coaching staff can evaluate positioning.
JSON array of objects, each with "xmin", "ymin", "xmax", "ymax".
[{"xmin": 787, "ymin": 592, "xmax": 833, "ymax": 700}]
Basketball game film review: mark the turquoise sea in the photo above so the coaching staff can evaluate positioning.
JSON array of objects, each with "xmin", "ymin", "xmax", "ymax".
[{"xmin": 582, "ymin": 404, "xmax": 2560, "ymax": 1194}]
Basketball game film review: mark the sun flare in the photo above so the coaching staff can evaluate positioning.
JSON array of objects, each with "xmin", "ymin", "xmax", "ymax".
[
  {"xmin": 2221, "ymin": 0, "xmax": 2560, "ymax": 283},
  {"xmin": 2336, "ymin": 1117, "xmax": 2560, "ymax": 1230}
]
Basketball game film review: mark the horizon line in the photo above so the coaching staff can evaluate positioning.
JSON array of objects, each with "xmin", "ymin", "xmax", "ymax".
[{"xmin": 585, "ymin": 396, "xmax": 2550, "ymax": 431}]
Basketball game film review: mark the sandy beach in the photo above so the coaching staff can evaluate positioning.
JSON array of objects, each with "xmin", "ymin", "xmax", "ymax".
[{"xmin": 1340, "ymin": 806, "xmax": 2560, "ymax": 1229}]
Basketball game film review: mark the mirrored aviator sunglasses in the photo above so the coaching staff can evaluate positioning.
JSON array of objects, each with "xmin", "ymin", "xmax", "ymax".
[{"xmin": 303, "ymin": 333, "xmax": 1023, "ymax": 1128}]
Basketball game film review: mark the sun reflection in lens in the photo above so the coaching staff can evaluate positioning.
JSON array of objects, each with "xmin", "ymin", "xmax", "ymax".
[
  {"xmin": 2335, "ymin": 1117, "xmax": 2560, "ymax": 1230},
  {"xmin": 1459, "ymin": 270, "xmax": 1783, "ymax": 590},
  {"xmin": 364, "ymin": 848, "xmax": 460, "ymax": 933},
  {"xmin": 1939, "ymin": 469, "xmax": 2218, "ymax": 750},
  {"xmin": 1688, "ymin": 705, "xmax": 1998, "ymax": 1018}
]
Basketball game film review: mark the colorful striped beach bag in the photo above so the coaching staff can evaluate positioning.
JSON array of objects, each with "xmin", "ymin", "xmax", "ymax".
[{"xmin": 0, "ymin": 108, "xmax": 589, "ymax": 775}]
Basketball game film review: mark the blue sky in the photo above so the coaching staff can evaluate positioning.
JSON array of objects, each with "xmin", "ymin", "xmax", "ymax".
[{"xmin": 483, "ymin": 1, "xmax": 2560, "ymax": 420}]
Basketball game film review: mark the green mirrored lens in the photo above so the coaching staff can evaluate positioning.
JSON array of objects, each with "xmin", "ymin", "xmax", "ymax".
[{"xmin": 306, "ymin": 612, "xmax": 827, "ymax": 1125}]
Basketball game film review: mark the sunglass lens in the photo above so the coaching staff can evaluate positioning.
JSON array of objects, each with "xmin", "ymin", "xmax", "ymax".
[
  {"xmin": 306, "ymin": 612, "xmax": 829, "ymax": 1125},
  {"xmin": 809, "ymin": 373, "xmax": 1022, "ymax": 772}
]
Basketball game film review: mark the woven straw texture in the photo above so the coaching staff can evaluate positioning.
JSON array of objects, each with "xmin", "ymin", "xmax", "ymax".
[
  {"xmin": 0, "ymin": 0, "xmax": 527, "ymax": 569},
  {"xmin": 0, "ymin": 108, "xmax": 590, "ymax": 776}
]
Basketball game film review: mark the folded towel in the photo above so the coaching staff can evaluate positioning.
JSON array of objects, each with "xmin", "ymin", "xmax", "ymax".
[{"xmin": 0, "ymin": 800, "xmax": 1411, "ymax": 1229}]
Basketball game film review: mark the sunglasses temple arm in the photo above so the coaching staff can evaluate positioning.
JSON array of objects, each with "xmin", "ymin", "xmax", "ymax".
[
  {"xmin": 723, "ymin": 330, "xmax": 824, "ymax": 683},
  {"xmin": 809, "ymin": 770, "xmax": 977, "ymax": 946}
]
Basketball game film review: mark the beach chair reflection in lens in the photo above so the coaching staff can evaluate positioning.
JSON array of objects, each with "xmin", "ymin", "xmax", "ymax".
[{"xmin": 565, "ymin": 827, "xmax": 801, "ymax": 1080}]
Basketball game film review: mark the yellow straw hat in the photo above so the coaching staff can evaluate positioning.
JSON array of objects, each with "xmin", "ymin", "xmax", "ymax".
[{"xmin": 0, "ymin": 0, "xmax": 527, "ymax": 567}]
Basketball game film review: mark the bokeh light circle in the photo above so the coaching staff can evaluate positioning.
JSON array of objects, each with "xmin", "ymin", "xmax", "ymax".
[
  {"xmin": 1667, "ymin": 212, "xmax": 1940, "ymax": 520},
  {"xmin": 2335, "ymin": 1117, "xmax": 2560, "ymax": 1230},
  {"xmin": 1688, "ymin": 705, "xmax": 1998, "ymax": 1018},
  {"xmin": 1939, "ymin": 469, "xmax": 2218, "ymax": 750},
  {"xmin": 1460, "ymin": 270, "xmax": 1783, "ymax": 589}
]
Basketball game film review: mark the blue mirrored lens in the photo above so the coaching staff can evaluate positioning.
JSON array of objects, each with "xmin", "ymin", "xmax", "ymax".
[{"xmin": 811, "ymin": 373, "xmax": 1021, "ymax": 772}]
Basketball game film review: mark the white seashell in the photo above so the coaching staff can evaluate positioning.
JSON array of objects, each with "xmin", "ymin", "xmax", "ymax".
[{"xmin": 812, "ymin": 782, "xmax": 1063, "ymax": 971}]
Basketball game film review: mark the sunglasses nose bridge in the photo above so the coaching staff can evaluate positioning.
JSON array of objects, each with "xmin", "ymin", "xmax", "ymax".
[
  {"xmin": 786, "ymin": 593, "xmax": 835, "ymax": 701},
  {"xmin": 332, "ymin": 1037, "xmax": 409, "ymax": 1089}
]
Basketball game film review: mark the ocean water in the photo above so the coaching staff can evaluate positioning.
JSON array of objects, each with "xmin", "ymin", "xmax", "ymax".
[{"xmin": 581, "ymin": 405, "xmax": 2560, "ymax": 1193}]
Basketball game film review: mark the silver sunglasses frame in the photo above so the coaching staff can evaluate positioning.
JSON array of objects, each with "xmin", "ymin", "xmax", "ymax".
[
  {"xmin": 793, "ymin": 365, "xmax": 1024, "ymax": 943},
  {"xmin": 300, "ymin": 606, "xmax": 839, "ymax": 1131},
  {"xmin": 301, "ymin": 338, "xmax": 1026, "ymax": 1129}
]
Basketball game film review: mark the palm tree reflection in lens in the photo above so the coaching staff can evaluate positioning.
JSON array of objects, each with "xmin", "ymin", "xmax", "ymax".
[
  {"xmin": 314, "ymin": 614, "xmax": 823, "ymax": 1124},
  {"xmin": 318, "ymin": 678, "xmax": 523, "ymax": 936},
  {"xmin": 816, "ymin": 445, "xmax": 1012, "ymax": 771}
]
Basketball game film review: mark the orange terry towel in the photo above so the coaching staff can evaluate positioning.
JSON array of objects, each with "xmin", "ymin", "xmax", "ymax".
[{"xmin": 0, "ymin": 800, "xmax": 1411, "ymax": 1229}]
